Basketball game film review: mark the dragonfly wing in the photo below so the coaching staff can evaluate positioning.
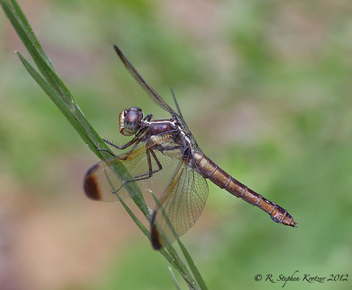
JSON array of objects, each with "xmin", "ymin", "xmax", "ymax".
[
  {"xmin": 114, "ymin": 45, "xmax": 178, "ymax": 118},
  {"xmin": 84, "ymin": 143, "xmax": 175, "ymax": 202},
  {"xmin": 150, "ymin": 159, "xmax": 209, "ymax": 250}
]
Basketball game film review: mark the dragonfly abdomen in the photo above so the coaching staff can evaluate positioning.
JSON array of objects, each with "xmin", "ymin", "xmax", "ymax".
[{"xmin": 192, "ymin": 151, "xmax": 297, "ymax": 227}]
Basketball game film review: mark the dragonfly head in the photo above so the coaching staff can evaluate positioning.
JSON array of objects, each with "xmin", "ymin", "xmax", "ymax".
[{"xmin": 119, "ymin": 107, "xmax": 144, "ymax": 136}]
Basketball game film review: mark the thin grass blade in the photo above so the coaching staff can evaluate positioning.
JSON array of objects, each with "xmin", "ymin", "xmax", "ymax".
[{"xmin": 168, "ymin": 267, "xmax": 181, "ymax": 290}]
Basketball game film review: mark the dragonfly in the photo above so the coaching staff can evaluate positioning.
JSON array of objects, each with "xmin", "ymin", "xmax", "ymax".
[{"xmin": 84, "ymin": 45, "xmax": 297, "ymax": 250}]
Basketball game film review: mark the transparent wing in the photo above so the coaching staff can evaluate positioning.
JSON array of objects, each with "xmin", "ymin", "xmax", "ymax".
[
  {"xmin": 114, "ymin": 45, "xmax": 178, "ymax": 118},
  {"xmin": 84, "ymin": 142, "xmax": 176, "ymax": 202},
  {"xmin": 150, "ymin": 159, "xmax": 209, "ymax": 249}
]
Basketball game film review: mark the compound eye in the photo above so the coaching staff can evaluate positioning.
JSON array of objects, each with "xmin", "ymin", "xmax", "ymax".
[{"xmin": 119, "ymin": 107, "xmax": 143, "ymax": 136}]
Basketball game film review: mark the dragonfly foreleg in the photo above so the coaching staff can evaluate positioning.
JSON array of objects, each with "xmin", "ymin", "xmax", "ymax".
[
  {"xmin": 102, "ymin": 138, "xmax": 142, "ymax": 161},
  {"xmin": 103, "ymin": 138, "xmax": 137, "ymax": 150},
  {"xmin": 97, "ymin": 148, "xmax": 117, "ymax": 157},
  {"xmin": 97, "ymin": 138, "xmax": 140, "ymax": 158}
]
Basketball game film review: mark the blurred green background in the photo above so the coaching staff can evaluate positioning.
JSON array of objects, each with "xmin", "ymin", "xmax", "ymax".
[{"xmin": 1, "ymin": 0, "xmax": 352, "ymax": 289}]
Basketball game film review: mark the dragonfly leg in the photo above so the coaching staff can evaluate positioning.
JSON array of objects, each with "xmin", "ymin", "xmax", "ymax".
[
  {"xmin": 150, "ymin": 149, "xmax": 162, "ymax": 172},
  {"xmin": 113, "ymin": 149, "xmax": 164, "ymax": 194},
  {"xmin": 143, "ymin": 113, "xmax": 153, "ymax": 121},
  {"xmin": 97, "ymin": 139, "xmax": 140, "ymax": 158},
  {"xmin": 130, "ymin": 149, "xmax": 163, "ymax": 180},
  {"xmin": 103, "ymin": 138, "xmax": 137, "ymax": 150},
  {"xmin": 102, "ymin": 138, "xmax": 143, "ymax": 162},
  {"xmin": 97, "ymin": 148, "xmax": 117, "ymax": 157}
]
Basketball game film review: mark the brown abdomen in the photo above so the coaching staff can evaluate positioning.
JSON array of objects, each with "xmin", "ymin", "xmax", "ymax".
[{"xmin": 192, "ymin": 151, "xmax": 297, "ymax": 227}]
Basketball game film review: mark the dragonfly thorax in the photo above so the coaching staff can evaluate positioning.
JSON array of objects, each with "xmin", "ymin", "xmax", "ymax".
[{"xmin": 119, "ymin": 107, "xmax": 144, "ymax": 136}]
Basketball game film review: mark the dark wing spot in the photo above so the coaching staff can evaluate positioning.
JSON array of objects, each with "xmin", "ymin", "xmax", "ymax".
[
  {"xmin": 150, "ymin": 212, "xmax": 163, "ymax": 250},
  {"xmin": 83, "ymin": 164, "xmax": 102, "ymax": 200}
]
